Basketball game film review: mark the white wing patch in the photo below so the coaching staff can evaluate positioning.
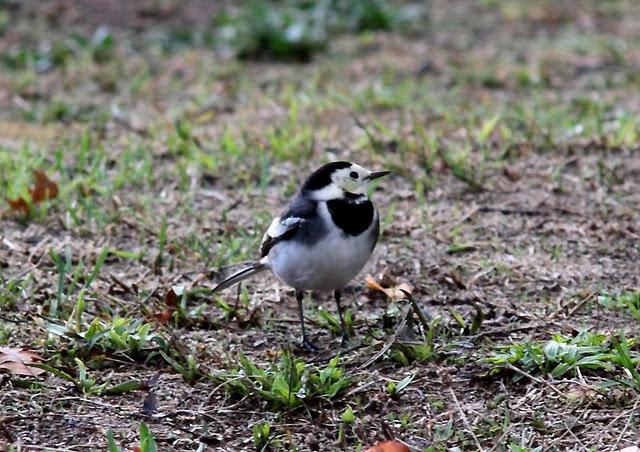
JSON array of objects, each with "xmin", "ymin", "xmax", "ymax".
[
  {"xmin": 264, "ymin": 216, "xmax": 281, "ymax": 239},
  {"xmin": 266, "ymin": 216, "xmax": 305, "ymax": 239},
  {"xmin": 260, "ymin": 215, "xmax": 307, "ymax": 258}
]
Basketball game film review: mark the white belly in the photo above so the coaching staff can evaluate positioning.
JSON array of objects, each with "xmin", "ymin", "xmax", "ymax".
[{"xmin": 268, "ymin": 224, "xmax": 376, "ymax": 291}]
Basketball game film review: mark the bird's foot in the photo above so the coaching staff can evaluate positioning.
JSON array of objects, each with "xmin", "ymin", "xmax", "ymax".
[
  {"xmin": 340, "ymin": 332, "xmax": 349, "ymax": 347},
  {"xmin": 300, "ymin": 337, "xmax": 320, "ymax": 353}
]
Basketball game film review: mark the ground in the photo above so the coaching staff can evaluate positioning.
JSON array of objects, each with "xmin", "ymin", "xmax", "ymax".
[{"xmin": 1, "ymin": 0, "xmax": 640, "ymax": 451}]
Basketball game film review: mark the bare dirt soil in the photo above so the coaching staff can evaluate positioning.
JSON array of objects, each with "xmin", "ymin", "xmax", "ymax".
[{"xmin": 1, "ymin": 0, "xmax": 639, "ymax": 451}]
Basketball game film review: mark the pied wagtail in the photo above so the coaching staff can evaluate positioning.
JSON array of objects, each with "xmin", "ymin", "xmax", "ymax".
[{"xmin": 212, "ymin": 161, "xmax": 389, "ymax": 350}]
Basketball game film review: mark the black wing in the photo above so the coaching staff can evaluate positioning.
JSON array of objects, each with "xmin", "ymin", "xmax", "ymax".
[{"xmin": 259, "ymin": 195, "xmax": 318, "ymax": 257}]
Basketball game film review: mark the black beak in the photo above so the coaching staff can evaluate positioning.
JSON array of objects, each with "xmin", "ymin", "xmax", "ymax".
[{"xmin": 366, "ymin": 170, "xmax": 391, "ymax": 181}]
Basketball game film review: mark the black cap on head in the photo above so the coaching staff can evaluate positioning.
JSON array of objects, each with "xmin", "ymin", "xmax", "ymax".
[{"xmin": 302, "ymin": 161, "xmax": 351, "ymax": 191}]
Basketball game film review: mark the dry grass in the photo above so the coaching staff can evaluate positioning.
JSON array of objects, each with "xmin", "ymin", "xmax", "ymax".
[{"xmin": 1, "ymin": 0, "xmax": 640, "ymax": 450}]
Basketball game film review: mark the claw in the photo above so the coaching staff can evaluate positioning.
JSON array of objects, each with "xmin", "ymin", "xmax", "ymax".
[{"xmin": 301, "ymin": 337, "xmax": 320, "ymax": 352}]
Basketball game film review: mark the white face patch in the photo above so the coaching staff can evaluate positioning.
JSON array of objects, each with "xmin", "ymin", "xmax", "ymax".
[
  {"xmin": 310, "ymin": 164, "xmax": 372, "ymax": 200},
  {"xmin": 309, "ymin": 183, "xmax": 343, "ymax": 201}
]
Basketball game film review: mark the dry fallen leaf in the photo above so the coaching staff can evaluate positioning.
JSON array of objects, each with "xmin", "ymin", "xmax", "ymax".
[
  {"xmin": 0, "ymin": 120, "xmax": 62, "ymax": 146},
  {"xmin": 0, "ymin": 346, "xmax": 45, "ymax": 376},
  {"xmin": 502, "ymin": 164, "xmax": 521, "ymax": 181},
  {"xmin": 365, "ymin": 440, "xmax": 410, "ymax": 452},
  {"xmin": 164, "ymin": 285, "xmax": 183, "ymax": 307},
  {"xmin": 153, "ymin": 310, "xmax": 173, "ymax": 324},
  {"xmin": 154, "ymin": 285, "xmax": 184, "ymax": 324},
  {"xmin": 6, "ymin": 170, "xmax": 59, "ymax": 214},
  {"xmin": 142, "ymin": 390, "xmax": 159, "ymax": 416},
  {"xmin": 366, "ymin": 274, "xmax": 413, "ymax": 302},
  {"xmin": 565, "ymin": 384, "xmax": 598, "ymax": 403}
]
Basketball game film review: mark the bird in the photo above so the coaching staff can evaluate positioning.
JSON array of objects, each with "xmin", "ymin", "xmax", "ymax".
[{"xmin": 211, "ymin": 161, "xmax": 389, "ymax": 351}]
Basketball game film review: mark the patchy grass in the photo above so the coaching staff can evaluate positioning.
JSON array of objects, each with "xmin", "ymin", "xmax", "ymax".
[
  {"xmin": 216, "ymin": 353, "xmax": 351, "ymax": 410},
  {"xmin": 214, "ymin": 0, "xmax": 421, "ymax": 61},
  {"xmin": 485, "ymin": 331, "xmax": 640, "ymax": 383},
  {"xmin": 599, "ymin": 291, "xmax": 640, "ymax": 321},
  {"xmin": 1, "ymin": 0, "xmax": 640, "ymax": 450}
]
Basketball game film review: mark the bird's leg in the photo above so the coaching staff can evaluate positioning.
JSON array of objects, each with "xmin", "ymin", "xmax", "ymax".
[
  {"xmin": 334, "ymin": 289, "xmax": 349, "ymax": 345},
  {"xmin": 296, "ymin": 290, "xmax": 318, "ymax": 352}
]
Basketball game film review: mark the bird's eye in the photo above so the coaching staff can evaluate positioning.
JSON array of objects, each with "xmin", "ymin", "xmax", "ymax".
[{"xmin": 349, "ymin": 171, "xmax": 359, "ymax": 179}]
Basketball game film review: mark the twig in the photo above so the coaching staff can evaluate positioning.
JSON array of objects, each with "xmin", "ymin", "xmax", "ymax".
[
  {"xmin": 0, "ymin": 313, "xmax": 28, "ymax": 324},
  {"xmin": 467, "ymin": 321, "xmax": 550, "ymax": 340},
  {"xmin": 341, "ymin": 380, "xmax": 379, "ymax": 399},
  {"xmin": 0, "ymin": 418, "xmax": 16, "ymax": 442},
  {"xmin": 204, "ymin": 375, "xmax": 246, "ymax": 406},
  {"xmin": 567, "ymin": 292, "xmax": 596, "ymax": 317},
  {"xmin": 478, "ymin": 205, "xmax": 582, "ymax": 217},
  {"xmin": 468, "ymin": 267, "xmax": 495, "ymax": 287},
  {"xmin": 437, "ymin": 145, "xmax": 484, "ymax": 192},
  {"xmin": 125, "ymin": 283, "xmax": 159, "ymax": 317},
  {"xmin": 545, "ymin": 408, "xmax": 584, "ymax": 448},
  {"xmin": 452, "ymin": 205, "xmax": 480, "ymax": 227},
  {"xmin": 109, "ymin": 273, "xmax": 134, "ymax": 294},
  {"xmin": 15, "ymin": 447, "xmax": 79, "ymax": 452},
  {"xmin": 478, "ymin": 206, "xmax": 546, "ymax": 216},
  {"xmin": 582, "ymin": 396, "xmax": 640, "ymax": 448},
  {"xmin": 505, "ymin": 363, "xmax": 569, "ymax": 400},
  {"xmin": 4, "ymin": 251, "xmax": 46, "ymax": 284},
  {"xmin": 612, "ymin": 397, "xmax": 640, "ymax": 449},
  {"xmin": 359, "ymin": 303, "xmax": 411, "ymax": 369},
  {"xmin": 112, "ymin": 112, "xmax": 150, "ymax": 137},
  {"xmin": 488, "ymin": 424, "xmax": 513, "ymax": 452},
  {"xmin": 347, "ymin": 110, "xmax": 384, "ymax": 151},
  {"xmin": 544, "ymin": 292, "xmax": 595, "ymax": 323},
  {"xmin": 401, "ymin": 289, "xmax": 432, "ymax": 329},
  {"xmin": 562, "ymin": 420, "xmax": 587, "ymax": 450},
  {"xmin": 448, "ymin": 386, "xmax": 484, "ymax": 452},
  {"xmin": 309, "ymin": 342, "xmax": 368, "ymax": 365}
]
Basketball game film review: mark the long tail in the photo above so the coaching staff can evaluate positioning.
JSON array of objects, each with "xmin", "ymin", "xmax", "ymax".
[{"xmin": 212, "ymin": 260, "xmax": 268, "ymax": 292}]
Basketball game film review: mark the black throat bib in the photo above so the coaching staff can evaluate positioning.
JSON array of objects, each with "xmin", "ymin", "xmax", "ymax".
[{"xmin": 326, "ymin": 194, "xmax": 374, "ymax": 236}]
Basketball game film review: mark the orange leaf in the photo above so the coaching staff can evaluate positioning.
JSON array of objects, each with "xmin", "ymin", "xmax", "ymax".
[
  {"xmin": 164, "ymin": 286, "xmax": 184, "ymax": 308},
  {"xmin": 30, "ymin": 170, "xmax": 59, "ymax": 202},
  {"xmin": 154, "ymin": 310, "xmax": 173, "ymax": 324},
  {"xmin": 6, "ymin": 197, "xmax": 29, "ymax": 214},
  {"xmin": 366, "ymin": 274, "xmax": 413, "ymax": 302},
  {"xmin": 154, "ymin": 285, "xmax": 185, "ymax": 323},
  {"xmin": 0, "ymin": 346, "xmax": 45, "ymax": 377},
  {"xmin": 366, "ymin": 274, "xmax": 386, "ymax": 292},
  {"xmin": 6, "ymin": 170, "xmax": 59, "ymax": 214},
  {"xmin": 365, "ymin": 440, "xmax": 410, "ymax": 452}
]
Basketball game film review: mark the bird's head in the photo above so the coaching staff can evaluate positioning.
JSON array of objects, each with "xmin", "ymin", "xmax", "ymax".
[{"xmin": 302, "ymin": 161, "xmax": 390, "ymax": 201}]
